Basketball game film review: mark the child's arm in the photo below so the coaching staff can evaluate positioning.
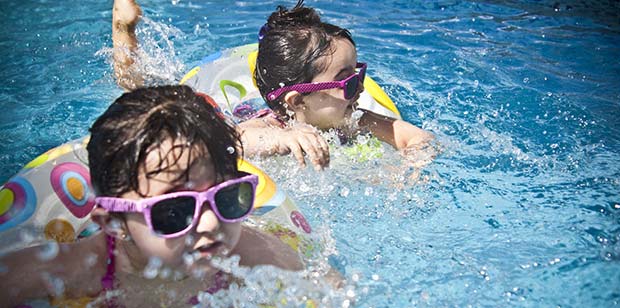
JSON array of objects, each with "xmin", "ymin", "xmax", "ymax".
[
  {"xmin": 358, "ymin": 109, "xmax": 433, "ymax": 150},
  {"xmin": 0, "ymin": 246, "xmax": 54, "ymax": 306},
  {"xmin": 235, "ymin": 226, "xmax": 304, "ymax": 271},
  {"xmin": 238, "ymin": 118, "xmax": 330, "ymax": 171},
  {"xmin": 0, "ymin": 237, "xmax": 106, "ymax": 306},
  {"xmin": 112, "ymin": 0, "xmax": 143, "ymax": 90},
  {"xmin": 359, "ymin": 109, "xmax": 437, "ymax": 167}
]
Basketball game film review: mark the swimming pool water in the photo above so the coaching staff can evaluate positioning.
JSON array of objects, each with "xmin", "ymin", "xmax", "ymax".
[{"xmin": 1, "ymin": 0, "xmax": 619, "ymax": 307}]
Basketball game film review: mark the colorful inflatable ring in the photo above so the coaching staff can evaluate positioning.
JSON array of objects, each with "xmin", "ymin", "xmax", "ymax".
[
  {"xmin": 181, "ymin": 43, "xmax": 402, "ymax": 119},
  {"xmin": 0, "ymin": 136, "xmax": 315, "ymax": 257}
]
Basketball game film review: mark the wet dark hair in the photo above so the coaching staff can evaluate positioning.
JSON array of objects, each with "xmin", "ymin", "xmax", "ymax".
[
  {"xmin": 87, "ymin": 85, "xmax": 241, "ymax": 197},
  {"xmin": 255, "ymin": 0, "xmax": 355, "ymax": 116}
]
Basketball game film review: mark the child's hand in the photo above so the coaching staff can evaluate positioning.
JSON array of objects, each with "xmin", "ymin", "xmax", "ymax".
[
  {"xmin": 240, "ymin": 120, "xmax": 330, "ymax": 170},
  {"xmin": 112, "ymin": 0, "xmax": 143, "ymax": 90},
  {"xmin": 274, "ymin": 123, "xmax": 330, "ymax": 170},
  {"xmin": 401, "ymin": 140, "xmax": 440, "ymax": 169},
  {"xmin": 113, "ymin": 0, "xmax": 142, "ymax": 28}
]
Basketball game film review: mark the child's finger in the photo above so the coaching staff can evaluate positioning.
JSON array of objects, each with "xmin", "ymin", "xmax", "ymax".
[
  {"xmin": 297, "ymin": 136, "xmax": 323, "ymax": 170},
  {"xmin": 288, "ymin": 141, "xmax": 306, "ymax": 168},
  {"xmin": 315, "ymin": 134, "xmax": 330, "ymax": 165},
  {"xmin": 308, "ymin": 136, "xmax": 329, "ymax": 169}
]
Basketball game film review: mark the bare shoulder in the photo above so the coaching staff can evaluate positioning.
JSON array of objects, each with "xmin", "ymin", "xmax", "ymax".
[{"xmin": 235, "ymin": 226, "xmax": 304, "ymax": 271}]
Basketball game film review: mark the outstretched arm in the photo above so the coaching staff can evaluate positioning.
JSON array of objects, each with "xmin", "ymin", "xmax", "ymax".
[
  {"xmin": 112, "ymin": 0, "xmax": 143, "ymax": 90},
  {"xmin": 359, "ymin": 109, "xmax": 437, "ymax": 166}
]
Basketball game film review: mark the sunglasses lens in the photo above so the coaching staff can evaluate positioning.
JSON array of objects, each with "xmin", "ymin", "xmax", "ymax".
[
  {"xmin": 345, "ymin": 75, "xmax": 359, "ymax": 99},
  {"xmin": 214, "ymin": 182, "xmax": 254, "ymax": 220},
  {"xmin": 359, "ymin": 67, "xmax": 366, "ymax": 84},
  {"xmin": 151, "ymin": 196, "xmax": 196, "ymax": 235}
]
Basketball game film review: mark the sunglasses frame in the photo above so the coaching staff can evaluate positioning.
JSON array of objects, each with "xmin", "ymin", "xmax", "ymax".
[
  {"xmin": 95, "ymin": 173, "xmax": 258, "ymax": 238},
  {"xmin": 267, "ymin": 62, "xmax": 367, "ymax": 101}
]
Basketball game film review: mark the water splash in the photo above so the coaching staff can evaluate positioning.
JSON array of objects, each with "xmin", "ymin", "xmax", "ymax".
[
  {"xmin": 193, "ymin": 255, "xmax": 355, "ymax": 308},
  {"xmin": 96, "ymin": 17, "xmax": 186, "ymax": 87}
]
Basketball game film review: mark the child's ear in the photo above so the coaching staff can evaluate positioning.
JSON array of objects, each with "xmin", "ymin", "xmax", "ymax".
[
  {"xmin": 91, "ymin": 208, "xmax": 129, "ymax": 240},
  {"xmin": 283, "ymin": 91, "xmax": 305, "ymax": 112}
]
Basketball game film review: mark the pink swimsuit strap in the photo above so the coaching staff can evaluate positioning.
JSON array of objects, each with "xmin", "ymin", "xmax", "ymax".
[
  {"xmin": 101, "ymin": 235, "xmax": 123, "ymax": 308},
  {"xmin": 102, "ymin": 234, "xmax": 116, "ymax": 291}
]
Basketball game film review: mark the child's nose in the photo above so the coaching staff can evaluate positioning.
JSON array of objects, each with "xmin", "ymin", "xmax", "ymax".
[{"xmin": 194, "ymin": 202, "xmax": 221, "ymax": 235}]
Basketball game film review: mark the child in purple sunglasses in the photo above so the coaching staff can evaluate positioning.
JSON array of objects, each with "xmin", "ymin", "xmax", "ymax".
[
  {"xmin": 0, "ymin": 85, "xmax": 303, "ymax": 307},
  {"xmin": 253, "ymin": 0, "xmax": 435, "ymax": 165},
  {"xmin": 111, "ymin": 0, "xmax": 331, "ymax": 171}
]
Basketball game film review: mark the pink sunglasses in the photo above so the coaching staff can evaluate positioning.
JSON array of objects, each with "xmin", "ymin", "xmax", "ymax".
[
  {"xmin": 95, "ymin": 173, "xmax": 258, "ymax": 238},
  {"xmin": 267, "ymin": 62, "xmax": 367, "ymax": 101}
]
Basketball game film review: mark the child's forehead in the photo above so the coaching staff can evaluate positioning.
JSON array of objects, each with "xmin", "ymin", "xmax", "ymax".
[
  {"xmin": 142, "ymin": 138, "xmax": 212, "ymax": 180},
  {"xmin": 314, "ymin": 39, "xmax": 357, "ymax": 79}
]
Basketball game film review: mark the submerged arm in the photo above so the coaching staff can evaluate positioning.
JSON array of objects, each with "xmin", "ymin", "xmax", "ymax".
[
  {"xmin": 236, "ymin": 226, "xmax": 304, "ymax": 271},
  {"xmin": 0, "ymin": 237, "xmax": 106, "ymax": 307},
  {"xmin": 112, "ymin": 0, "xmax": 143, "ymax": 90},
  {"xmin": 359, "ymin": 109, "xmax": 437, "ymax": 166},
  {"xmin": 359, "ymin": 109, "xmax": 433, "ymax": 149}
]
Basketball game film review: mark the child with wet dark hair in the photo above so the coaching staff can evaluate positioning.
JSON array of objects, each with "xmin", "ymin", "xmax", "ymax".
[
  {"xmin": 0, "ymin": 85, "xmax": 303, "ymax": 307},
  {"xmin": 254, "ymin": 0, "xmax": 435, "ymax": 164},
  {"xmin": 112, "ymin": 0, "xmax": 331, "ymax": 171}
]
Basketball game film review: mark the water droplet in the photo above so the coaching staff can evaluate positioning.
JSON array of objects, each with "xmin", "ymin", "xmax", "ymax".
[
  {"xmin": 159, "ymin": 267, "xmax": 171, "ymax": 279},
  {"xmin": 339, "ymin": 187, "xmax": 350, "ymax": 197},
  {"xmin": 173, "ymin": 270, "xmax": 186, "ymax": 281},
  {"xmin": 191, "ymin": 267, "xmax": 207, "ymax": 279},
  {"xmin": 143, "ymin": 257, "xmax": 163, "ymax": 279},
  {"xmin": 185, "ymin": 234, "xmax": 195, "ymax": 247},
  {"xmin": 84, "ymin": 253, "xmax": 98, "ymax": 267},
  {"xmin": 42, "ymin": 272, "xmax": 65, "ymax": 296},
  {"xmin": 183, "ymin": 252, "xmax": 195, "ymax": 266},
  {"xmin": 356, "ymin": 134, "xmax": 369, "ymax": 145},
  {"xmin": 185, "ymin": 180, "xmax": 196, "ymax": 189},
  {"xmin": 37, "ymin": 242, "xmax": 59, "ymax": 261},
  {"xmin": 19, "ymin": 229, "xmax": 36, "ymax": 244},
  {"xmin": 346, "ymin": 289, "xmax": 356, "ymax": 297},
  {"xmin": 351, "ymin": 109, "xmax": 364, "ymax": 121},
  {"xmin": 109, "ymin": 218, "xmax": 123, "ymax": 231}
]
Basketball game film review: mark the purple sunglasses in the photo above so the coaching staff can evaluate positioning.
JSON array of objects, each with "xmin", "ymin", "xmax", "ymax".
[
  {"xmin": 95, "ymin": 173, "xmax": 258, "ymax": 238},
  {"xmin": 267, "ymin": 62, "xmax": 367, "ymax": 101}
]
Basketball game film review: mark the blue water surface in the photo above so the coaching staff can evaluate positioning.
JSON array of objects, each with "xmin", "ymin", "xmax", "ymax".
[{"xmin": 1, "ymin": 0, "xmax": 619, "ymax": 307}]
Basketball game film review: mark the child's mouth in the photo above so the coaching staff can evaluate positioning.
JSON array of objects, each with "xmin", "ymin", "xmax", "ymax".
[{"xmin": 196, "ymin": 242, "xmax": 223, "ymax": 258}]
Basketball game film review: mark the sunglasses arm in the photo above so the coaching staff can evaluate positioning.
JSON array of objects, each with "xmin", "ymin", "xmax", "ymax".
[
  {"xmin": 268, "ymin": 81, "xmax": 342, "ymax": 101},
  {"xmin": 95, "ymin": 197, "xmax": 143, "ymax": 213}
]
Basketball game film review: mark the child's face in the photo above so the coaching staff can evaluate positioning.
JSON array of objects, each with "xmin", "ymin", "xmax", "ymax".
[
  {"xmin": 298, "ymin": 38, "xmax": 363, "ymax": 129},
  {"xmin": 120, "ymin": 138, "xmax": 242, "ymax": 276}
]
